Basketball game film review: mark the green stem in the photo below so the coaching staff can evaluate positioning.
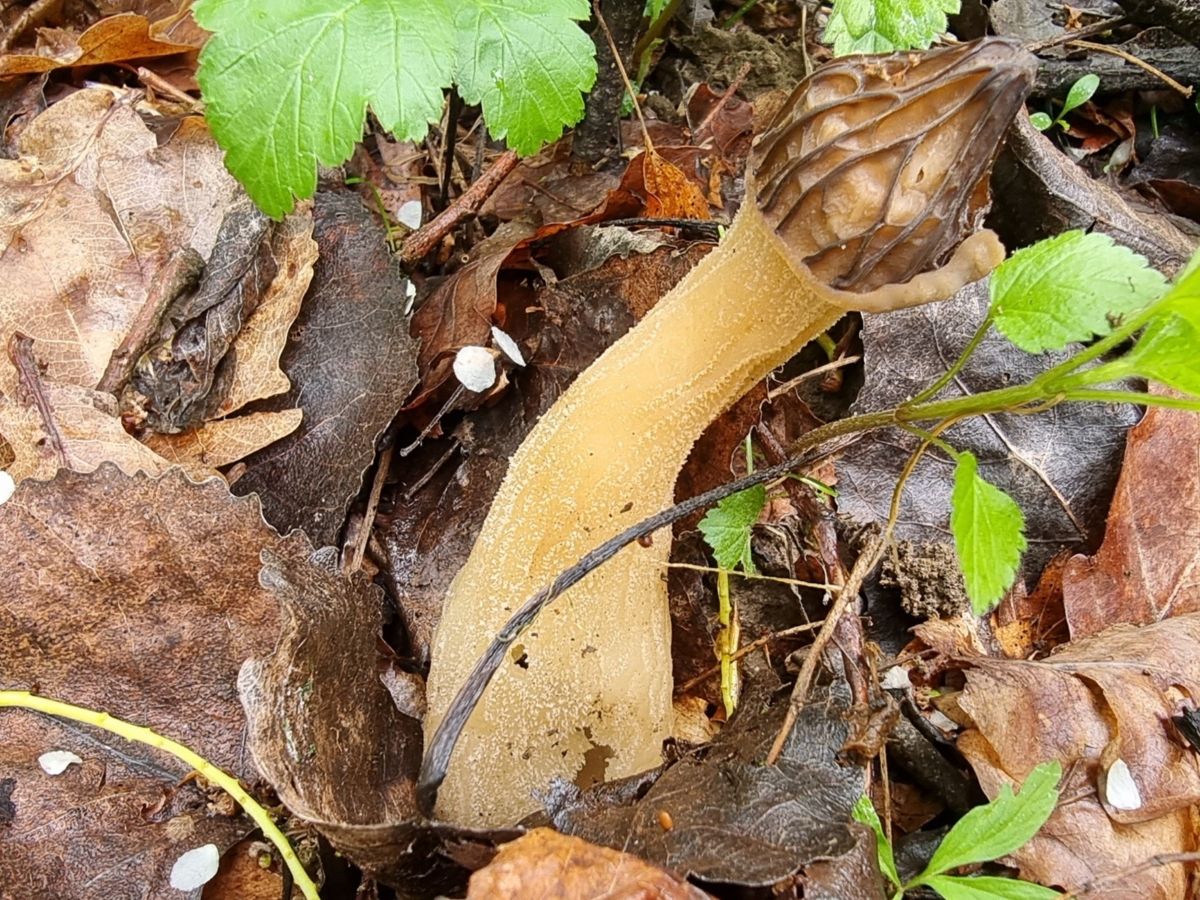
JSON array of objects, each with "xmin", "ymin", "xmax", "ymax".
[
  {"xmin": 0, "ymin": 691, "xmax": 320, "ymax": 900},
  {"xmin": 1059, "ymin": 388, "xmax": 1200, "ymax": 411},
  {"xmin": 909, "ymin": 314, "xmax": 994, "ymax": 406},
  {"xmin": 1031, "ymin": 302, "xmax": 1161, "ymax": 391}
]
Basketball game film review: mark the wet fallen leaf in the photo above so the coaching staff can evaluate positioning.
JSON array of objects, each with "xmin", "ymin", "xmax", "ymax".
[
  {"xmin": 1062, "ymin": 396, "xmax": 1200, "ymax": 638},
  {"xmin": 0, "ymin": 88, "xmax": 238, "ymax": 400},
  {"xmin": 141, "ymin": 408, "xmax": 303, "ymax": 475},
  {"xmin": 0, "ymin": 13, "xmax": 200, "ymax": 76},
  {"xmin": 466, "ymin": 828, "xmax": 712, "ymax": 899},
  {"xmin": 551, "ymin": 677, "xmax": 875, "ymax": 888},
  {"xmin": 951, "ymin": 614, "xmax": 1200, "ymax": 896},
  {"xmin": 232, "ymin": 192, "xmax": 420, "ymax": 546},
  {"xmin": 0, "ymin": 466, "xmax": 291, "ymax": 898},
  {"xmin": 836, "ymin": 280, "xmax": 1138, "ymax": 582}
]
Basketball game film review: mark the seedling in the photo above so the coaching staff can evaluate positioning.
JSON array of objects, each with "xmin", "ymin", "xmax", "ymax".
[
  {"xmin": 1030, "ymin": 74, "xmax": 1100, "ymax": 131},
  {"xmin": 854, "ymin": 761, "xmax": 1063, "ymax": 899}
]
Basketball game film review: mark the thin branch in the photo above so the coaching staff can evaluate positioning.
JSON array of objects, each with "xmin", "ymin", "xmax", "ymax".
[
  {"xmin": 8, "ymin": 333, "xmax": 66, "ymax": 468},
  {"xmin": 1069, "ymin": 39, "xmax": 1193, "ymax": 96},
  {"xmin": 676, "ymin": 620, "xmax": 826, "ymax": 695}
]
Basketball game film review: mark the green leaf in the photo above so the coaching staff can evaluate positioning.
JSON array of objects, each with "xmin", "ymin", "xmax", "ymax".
[
  {"xmin": 698, "ymin": 485, "xmax": 766, "ymax": 573},
  {"xmin": 1060, "ymin": 73, "xmax": 1100, "ymax": 117},
  {"xmin": 452, "ymin": 1, "xmax": 596, "ymax": 156},
  {"xmin": 924, "ymin": 762, "xmax": 1061, "ymax": 878},
  {"xmin": 1028, "ymin": 112, "xmax": 1053, "ymax": 131},
  {"xmin": 645, "ymin": 0, "xmax": 670, "ymax": 21},
  {"xmin": 922, "ymin": 874, "xmax": 1061, "ymax": 899},
  {"xmin": 823, "ymin": 0, "xmax": 960, "ymax": 55},
  {"xmin": 852, "ymin": 796, "xmax": 902, "ymax": 889},
  {"xmin": 950, "ymin": 452, "xmax": 1026, "ymax": 614},
  {"xmin": 1119, "ymin": 262, "xmax": 1200, "ymax": 396},
  {"xmin": 194, "ymin": 0, "xmax": 596, "ymax": 217},
  {"xmin": 990, "ymin": 230, "xmax": 1167, "ymax": 353}
]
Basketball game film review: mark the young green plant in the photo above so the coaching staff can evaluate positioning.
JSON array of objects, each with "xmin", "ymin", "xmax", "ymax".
[
  {"xmin": 854, "ymin": 761, "xmax": 1063, "ymax": 899},
  {"xmin": 1029, "ymin": 74, "xmax": 1100, "ymax": 131}
]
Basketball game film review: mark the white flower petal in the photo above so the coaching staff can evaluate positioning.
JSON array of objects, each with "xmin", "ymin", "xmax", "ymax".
[
  {"xmin": 170, "ymin": 844, "xmax": 220, "ymax": 891},
  {"xmin": 491, "ymin": 326, "xmax": 526, "ymax": 367},
  {"xmin": 880, "ymin": 666, "xmax": 911, "ymax": 690},
  {"xmin": 0, "ymin": 470, "xmax": 14, "ymax": 505},
  {"xmin": 1104, "ymin": 758, "xmax": 1142, "ymax": 811},
  {"xmin": 453, "ymin": 346, "xmax": 497, "ymax": 393},
  {"xmin": 397, "ymin": 200, "xmax": 423, "ymax": 230},
  {"xmin": 38, "ymin": 750, "xmax": 82, "ymax": 775},
  {"xmin": 403, "ymin": 280, "xmax": 417, "ymax": 315}
]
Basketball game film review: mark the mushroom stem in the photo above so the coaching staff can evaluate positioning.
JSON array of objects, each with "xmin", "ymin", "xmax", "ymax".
[{"xmin": 424, "ymin": 38, "xmax": 1036, "ymax": 827}]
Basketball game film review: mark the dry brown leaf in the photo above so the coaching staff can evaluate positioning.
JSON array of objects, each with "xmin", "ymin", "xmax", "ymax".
[
  {"xmin": 141, "ymin": 408, "xmax": 303, "ymax": 474},
  {"xmin": 0, "ymin": 89, "xmax": 239, "ymax": 401},
  {"xmin": 953, "ymin": 615, "xmax": 1200, "ymax": 897},
  {"xmin": 0, "ymin": 13, "xmax": 200, "ymax": 76},
  {"xmin": 0, "ymin": 381, "xmax": 170, "ymax": 482},
  {"xmin": 0, "ymin": 466, "xmax": 295, "ymax": 898},
  {"xmin": 1063, "ymin": 400, "xmax": 1200, "ymax": 638},
  {"xmin": 640, "ymin": 148, "xmax": 712, "ymax": 219},
  {"xmin": 466, "ymin": 829, "xmax": 712, "ymax": 900},
  {"xmin": 215, "ymin": 206, "xmax": 318, "ymax": 417}
]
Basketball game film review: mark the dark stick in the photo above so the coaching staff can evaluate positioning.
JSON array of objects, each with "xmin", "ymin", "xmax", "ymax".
[
  {"xmin": 437, "ymin": 91, "xmax": 463, "ymax": 212},
  {"xmin": 8, "ymin": 333, "xmax": 67, "ymax": 468},
  {"xmin": 415, "ymin": 429, "xmax": 864, "ymax": 814}
]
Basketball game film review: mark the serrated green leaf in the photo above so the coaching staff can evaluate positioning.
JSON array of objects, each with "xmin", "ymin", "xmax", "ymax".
[
  {"xmin": 452, "ymin": 0, "xmax": 595, "ymax": 156},
  {"xmin": 990, "ymin": 230, "xmax": 1167, "ymax": 353},
  {"xmin": 1028, "ymin": 112, "xmax": 1053, "ymax": 131},
  {"xmin": 1061, "ymin": 73, "xmax": 1100, "ymax": 117},
  {"xmin": 823, "ymin": 0, "xmax": 961, "ymax": 56},
  {"xmin": 698, "ymin": 485, "xmax": 766, "ymax": 573},
  {"xmin": 852, "ymin": 796, "xmax": 902, "ymax": 889},
  {"xmin": 1119, "ymin": 262, "xmax": 1200, "ymax": 396},
  {"xmin": 922, "ymin": 874, "xmax": 1062, "ymax": 900},
  {"xmin": 194, "ymin": 0, "xmax": 595, "ymax": 216},
  {"xmin": 950, "ymin": 452, "xmax": 1026, "ymax": 614},
  {"xmin": 924, "ymin": 762, "xmax": 1061, "ymax": 878}
]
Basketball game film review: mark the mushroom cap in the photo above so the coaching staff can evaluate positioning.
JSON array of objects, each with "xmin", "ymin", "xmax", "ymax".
[{"xmin": 749, "ymin": 38, "xmax": 1037, "ymax": 308}]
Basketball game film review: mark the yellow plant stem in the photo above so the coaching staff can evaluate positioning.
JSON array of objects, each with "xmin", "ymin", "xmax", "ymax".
[{"xmin": 0, "ymin": 690, "xmax": 320, "ymax": 900}]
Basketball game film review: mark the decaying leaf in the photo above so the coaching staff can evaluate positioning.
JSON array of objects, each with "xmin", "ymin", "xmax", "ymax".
[
  {"xmin": 0, "ymin": 467, "xmax": 290, "ymax": 898},
  {"xmin": 0, "ymin": 12, "xmax": 200, "ymax": 76},
  {"xmin": 836, "ymin": 280, "xmax": 1139, "ymax": 583},
  {"xmin": 466, "ymin": 828, "xmax": 712, "ymax": 899},
  {"xmin": 1062, "ymin": 399, "xmax": 1200, "ymax": 638},
  {"xmin": 140, "ymin": 408, "xmax": 303, "ymax": 476},
  {"xmin": 950, "ymin": 615, "xmax": 1200, "ymax": 896},
  {"xmin": 232, "ymin": 192, "xmax": 420, "ymax": 546},
  {"xmin": 0, "ymin": 89, "xmax": 239, "ymax": 400},
  {"xmin": 551, "ymin": 678, "xmax": 874, "ymax": 888}
]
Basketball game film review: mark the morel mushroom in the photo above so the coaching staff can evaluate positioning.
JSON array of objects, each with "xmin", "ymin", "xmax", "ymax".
[{"xmin": 424, "ymin": 38, "xmax": 1037, "ymax": 826}]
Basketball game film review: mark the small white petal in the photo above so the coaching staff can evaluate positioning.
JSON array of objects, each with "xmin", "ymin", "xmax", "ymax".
[
  {"xmin": 1104, "ymin": 759, "xmax": 1142, "ymax": 811},
  {"xmin": 0, "ymin": 470, "xmax": 14, "ymax": 505},
  {"xmin": 403, "ymin": 280, "xmax": 417, "ymax": 315},
  {"xmin": 928, "ymin": 710, "xmax": 958, "ymax": 732},
  {"xmin": 453, "ymin": 346, "xmax": 497, "ymax": 393},
  {"xmin": 491, "ymin": 326, "xmax": 526, "ymax": 367},
  {"xmin": 397, "ymin": 200, "xmax": 423, "ymax": 230},
  {"xmin": 881, "ymin": 666, "xmax": 911, "ymax": 690},
  {"xmin": 170, "ymin": 844, "xmax": 220, "ymax": 891},
  {"xmin": 38, "ymin": 750, "xmax": 82, "ymax": 775}
]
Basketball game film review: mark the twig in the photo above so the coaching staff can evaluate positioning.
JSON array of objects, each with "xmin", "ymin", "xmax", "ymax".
[
  {"xmin": 695, "ymin": 62, "xmax": 752, "ymax": 138},
  {"xmin": 666, "ymin": 560, "xmax": 838, "ymax": 591},
  {"xmin": 764, "ymin": 535, "xmax": 883, "ymax": 765},
  {"xmin": 768, "ymin": 355, "xmax": 861, "ymax": 398},
  {"xmin": 1025, "ymin": 16, "xmax": 1126, "ymax": 53},
  {"xmin": 349, "ymin": 445, "xmax": 392, "ymax": 573},
  {"xmin": 399, "ymin": 150, "xmax": 519, "ymax": 267},
  {"xmin": 675, "ymin": 620, "xmax": 826, "ymax": 694},
  {"xmin": 600, "ymin": 216, "xmax": 724, "ymax": 237},
  {"xmin": 1068, "ymin": 39, "xmax": 1193, "ymax": 97},
  {"xmin": 437, "ymin": 91, "xmax": 463, "ymax": 211},
  {"xmin": 416, "ymin": 428, "xmax": 866, "ymax": 813},
  {"xmin": 403, "ymin": 442, "xmax": 459, "ymax": 501},
  {"xmin": 1067, "ymin": 852, "xmax": 1200, "ymax": 897},
  {"xmin": 135, "ymin": 67, "xmax": 203, "ymax": 112},
  {"xmin": 398, "ymin": 383, "xmax": 465, "ymax": 457},
  {"xmin": 8, "ymin": 333, "xmax": 66, "ymax": 468},
  {"xmin": 592, "ymin": 0, "xmax": 653, "ymax": 152}
]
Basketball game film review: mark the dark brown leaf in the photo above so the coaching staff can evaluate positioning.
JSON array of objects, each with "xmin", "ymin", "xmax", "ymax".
[
  {"xmin": 0, "ymin": 466, "xmax": 290, "ymax": 898},
  {"xmin": 232, "ymin": 192, "xmax": 420, "ymax": 546}
]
